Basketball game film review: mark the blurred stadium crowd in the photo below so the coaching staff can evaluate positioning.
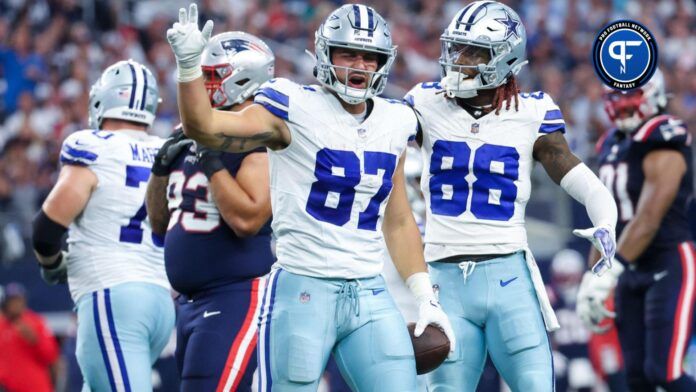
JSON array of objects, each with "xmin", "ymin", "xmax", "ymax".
[{"xmin": 0, "ymin": 0, "xmax": 694, "ymax": 391}]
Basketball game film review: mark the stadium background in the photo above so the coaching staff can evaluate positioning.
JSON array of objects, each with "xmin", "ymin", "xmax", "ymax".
[{"xmin": 0, "ymin": 0, "xmax": 694, "ymax": 390}]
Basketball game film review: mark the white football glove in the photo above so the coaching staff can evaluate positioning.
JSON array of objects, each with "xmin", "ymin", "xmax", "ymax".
[
  {"xmin": 166, "ymin": 3, "xmax": 214, "ymax": 82},
  {"xmin": 407, "ymin": 272, "xmax": 456, "ymax": 354},
  {"xmin": 573, "ymin": 225, "xmax": 616, "ymax": 276},
  {"xmin": 576, "ymin": 262, "xmax": 624, "ymax": 333},
  {"xmin": 414, "ymin": 298, "xmax": 457, "ymax": 354}
]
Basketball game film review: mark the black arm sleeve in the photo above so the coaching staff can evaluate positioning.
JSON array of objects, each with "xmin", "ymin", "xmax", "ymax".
[{"xmin": 32, "ymin": 210, "xmax": 68, "ymax": 257}]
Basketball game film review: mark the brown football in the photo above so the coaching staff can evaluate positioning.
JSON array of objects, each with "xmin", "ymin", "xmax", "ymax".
[{"xmin": 407, "ymin": 322, "xmax": 450, "ymax": 375}]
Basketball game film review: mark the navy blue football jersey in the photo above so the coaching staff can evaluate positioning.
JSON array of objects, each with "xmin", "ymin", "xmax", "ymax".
[
  {"xmin": 164, "ymin": 143, "xmax": 274, "ymax": 295},
  {"xmin": 596, "ymin": 114, "xmax": 693, "ymax": 254}
]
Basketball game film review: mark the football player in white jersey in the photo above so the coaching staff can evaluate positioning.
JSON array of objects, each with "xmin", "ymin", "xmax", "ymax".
[
  {"xmin": 404, "ymin": 2, "xmax": 618, "ymax": 391},
  {"xmin": 31, "ymin": 60, "xmax": 174, "ymax": 392},
  {"xmin": 166, "ymin": 4, "xmax": 455, "ymax": 391}
]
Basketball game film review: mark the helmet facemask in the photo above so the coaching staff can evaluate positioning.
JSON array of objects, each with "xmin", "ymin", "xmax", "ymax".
[
  {"xmin": 603, "ymin": 68, "xmax": 668, "ymax": 133},
  {"xmin": 203, "ymin": 63, "xmax": 235, "ymax": 108},
  {"xmin": 440, "ymin": 2, "xmax": 528, "ymax": 100},
  {"xmin": 440, "ymin": 38, "xmax": 521, "ymax": 99},
  {"xmin": 312, "ymin": 4, "xmax": 397, "ymax": 105},
  {"xmin": 603, "ymin": 90, "xmax": 647, "ymax": 132},
  {"xmin": 315, "ymin": 36, "xmax": 396, "ymax": 104},
  {"xmin": 200, "ymin": 32, "xmax": 275, "ymax": 110}
]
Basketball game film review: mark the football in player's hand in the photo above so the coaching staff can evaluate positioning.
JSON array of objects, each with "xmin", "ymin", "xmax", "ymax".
[{"xmin": 407, "ymin": 322, "xmax": 450, "ymax": 375}]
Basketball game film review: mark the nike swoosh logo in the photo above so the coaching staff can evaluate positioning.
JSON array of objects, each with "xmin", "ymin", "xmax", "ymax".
[
  {"xmin": 372, "ymin": 288, "xmax": 385, "ymax": 296},
  {"xmin": 653, "ymin": 271, "xmax": 669, "ymax": 281},
  {"xmin": 203, "ymin": 310, "xmax": 221, "ymax": 318},
  {"xmin": 500, "ymin": 277, "xmax": 518, "ymax": 287},
  {"xmin": 74, "ymin": 139, "xmax": 87, "ymax": 146}
]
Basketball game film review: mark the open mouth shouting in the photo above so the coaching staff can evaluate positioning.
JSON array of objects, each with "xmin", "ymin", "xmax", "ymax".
[{"xmin": 347, "ymin": 73, "xmax": 368, "ymax": 89}]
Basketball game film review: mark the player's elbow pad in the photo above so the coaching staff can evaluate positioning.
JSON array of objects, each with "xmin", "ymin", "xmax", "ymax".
[
  {"xmin": 560, "ymin": 163, "xmax": 617, "ymax": 229},
  {"xmin": 32, "ymin": 210, "xmax": 68, "ymax": 257}
]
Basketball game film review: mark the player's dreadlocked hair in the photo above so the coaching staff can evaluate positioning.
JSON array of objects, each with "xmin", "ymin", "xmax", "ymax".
[{"xmin": 492, "ymin": 75, "xmax": 520, "ymax": 115}]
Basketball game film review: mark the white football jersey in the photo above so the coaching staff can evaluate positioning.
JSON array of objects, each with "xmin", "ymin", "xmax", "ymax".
[
  {"xmin": 254, "ymin": 78, "xmax": 418, "ymax": 279},
  {"xmin": 60, "ymin": 129, "xmax": 169, "ymax": 302},
  {"xmin": 405, "ymin": 83, "xmax": 565, "ymax": 261}
]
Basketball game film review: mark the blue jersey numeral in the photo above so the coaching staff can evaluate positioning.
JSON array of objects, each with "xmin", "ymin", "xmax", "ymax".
[
  {"xmin": 120, "ymin": 165, "xmax": 152, "ymax": 244},
  {"xmin": 421, "ymin": 81, "xmax": 442, "ymax": 89},
  {"xmin": 430, "ymin": 141, "xmax": 519, "ymax": 221},
  {"xmin": 306, "ymin": 148, "xmax": 397, "ymax": 231},
  {"xmin": 358, "ymin": 152, "xmax": 397, "ymax": 230},
  {"xmin": 306, "ymin": 149, "xmax": 361, "ymax": 226},
  {"xmin": 429, "ymin": 141, "xmax": 471, "ymax": 216},
  {"xmin": 520, "ymin": 91, "xmax": 544, "ymax": 100}
]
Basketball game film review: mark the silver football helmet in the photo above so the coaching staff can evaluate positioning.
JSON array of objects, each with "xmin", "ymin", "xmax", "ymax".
[
  {"xmin": 313, "ymin": 4, "xmax": 397, "ymax": 104},
  {"xmin": 202, "ymin": 32, "xmax": 275, "ymax": 109},
  {"xmin": 88, "ymin": 60, "xmax": 159, "ymax": 129},
  {"xmin": 603, "ymin": 68, "xmax": 668, "ymax": 132},
  {"xmin": 440, "ymin": 1, "xmax": 528, "ymax": 98}
]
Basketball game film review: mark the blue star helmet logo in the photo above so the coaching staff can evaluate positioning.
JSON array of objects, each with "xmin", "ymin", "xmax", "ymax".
[{"xmin": 494, "ymin": 10, "xmax": 520, "ymax": 40}]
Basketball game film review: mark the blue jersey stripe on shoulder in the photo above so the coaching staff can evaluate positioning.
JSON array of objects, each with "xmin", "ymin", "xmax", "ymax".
[
  {"xmin": 257, "ymin": 87, "xmax": 289, "ymax": 108},
  {"xmin": 256, "ymin": 99, "xmax": 289, "ymax": 121},
  {"xmin": 544, "ymin": 109, "xmax": 563, "ymax": 121},
  {"xmin": 63, "ymin": 145, "xmax": 98, "ymax": 161},
  {"xmin": 539, "ymin": 123, "xmax": 565, "ymax": 134},
  {"xmin": 59, "ymin": 155, "xmax": 89, "ymax": 166}
]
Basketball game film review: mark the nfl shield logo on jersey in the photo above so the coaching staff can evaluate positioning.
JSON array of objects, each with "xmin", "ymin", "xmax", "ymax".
[
  {"xmin": 471, "ymin": 123, "xmax": 480, "ymax": 134},
  {"xmin": 299, "ymin": 291, "xmax": 311, "ymax": 303}
]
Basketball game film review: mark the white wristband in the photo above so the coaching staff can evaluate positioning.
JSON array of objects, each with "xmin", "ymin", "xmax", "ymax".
[
  {"xmin": 177, "ymin": 64, "xmax": 202, "ymax": 83},
  {"xmin": 406, "ymin": 272, "xmax": 435, "ymax": 303},
  {"xmin": 560, "ymin": 163, "xmax": 617, "ymax": 230}
]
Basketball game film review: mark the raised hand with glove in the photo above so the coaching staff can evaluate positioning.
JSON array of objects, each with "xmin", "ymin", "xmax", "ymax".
[{"xmin": 166, "ymin": 3, "xmax": 214, "ymax": 82}]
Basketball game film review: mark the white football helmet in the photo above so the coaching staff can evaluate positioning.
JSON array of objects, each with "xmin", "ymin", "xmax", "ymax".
[
  {"xmin": 88, "ymin": 60, "xmax": 159, "ymax": 128},
  {"xmin": 603, "ymin": 68, "xmax": 668, "ymax": 132},
  {"xmin": 551, "ymin": 249, "xmax": 586, "ymax": 305},
  {"xmin": 440, "ymin": 1, "xmax": 528, "ymax": 98},
  {"xmin": 313, "ymin": 4, "xmax": 397, "ymax": 104},
  {"xmin": 201, "ymin": 32, "xmax": 275, "ymax": 108}
]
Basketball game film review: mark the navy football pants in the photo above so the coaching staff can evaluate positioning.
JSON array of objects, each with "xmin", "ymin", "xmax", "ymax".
[
  {"xmin": 615, "ymin": 242, "xmax": 696, "ymax": 391},
  {"xmin": 176, "ymin": 278, "xmax": 264, "ymax": 392}
]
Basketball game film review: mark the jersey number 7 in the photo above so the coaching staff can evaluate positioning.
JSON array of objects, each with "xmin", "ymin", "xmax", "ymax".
[{"xmin": 119, "ymin": 165, "xmax": 161, "ymax": 245}]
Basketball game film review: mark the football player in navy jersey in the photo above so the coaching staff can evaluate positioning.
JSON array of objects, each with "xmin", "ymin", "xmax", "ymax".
[
  {"xmin": 145, "ymin": 32, "xmax": 275, "ymax": 392},
  {"xmin": 577, "ymin": 68, "xmax": 695, "ymax": 391}
]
